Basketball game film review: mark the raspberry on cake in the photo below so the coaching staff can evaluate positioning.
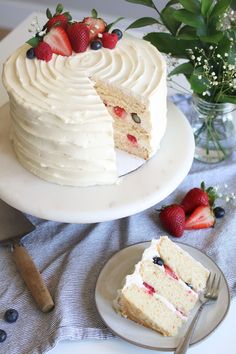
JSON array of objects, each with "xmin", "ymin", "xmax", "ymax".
[
  {"xmin": 114, "ymin": 236, "xmax": 209, "ymax": 336},
  {"xmin": 2, "ymin": 5, "xmax": 167, "ymax": 187}
]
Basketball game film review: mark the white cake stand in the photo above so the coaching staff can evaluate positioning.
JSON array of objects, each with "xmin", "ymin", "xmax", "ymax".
[{"xmin": 0, "ymin": 102, "xmax": 194, "ymax": 223}]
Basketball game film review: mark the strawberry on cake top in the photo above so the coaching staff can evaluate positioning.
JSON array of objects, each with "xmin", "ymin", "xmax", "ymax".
[{"xmin": 2, "ymin": 4, "xmax": 167, "ymax": 187}]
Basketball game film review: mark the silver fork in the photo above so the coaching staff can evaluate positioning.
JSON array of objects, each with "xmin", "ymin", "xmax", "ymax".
[{"xmin": 174, "ymin": 273, "xmax": 221, "ymax": 354}]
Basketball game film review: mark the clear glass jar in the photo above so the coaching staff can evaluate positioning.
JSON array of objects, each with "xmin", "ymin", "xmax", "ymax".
[{"xmin": 190, "ymin": 95, "xmax": 236, "ymax": 163}]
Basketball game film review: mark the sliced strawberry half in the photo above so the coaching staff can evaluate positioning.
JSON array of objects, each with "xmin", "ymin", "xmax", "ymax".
[
  {"xmin": 43, "ymin": 27, "xmax": 72, "ymax": 56},
  {"xmin": 164, "ymin": 265, "xmax": 179, "ymax": 280},
  {"xmin": 82, "ymin": 17, "xmax": 107, "ymax": 40},
  {"xmin": 143, "ymin": 282, "xmax": 155, "ymax": 295},
  {"xmin": 185, "ymin": 206, "xmax": 215, "ymax": 230},
  {"xmin": 127, "ymin": 134, "xmax": 137, "ymax": 145},
  {"xmin": 113, "ymin": 106, "xmax": 126, "ymax": 118}
]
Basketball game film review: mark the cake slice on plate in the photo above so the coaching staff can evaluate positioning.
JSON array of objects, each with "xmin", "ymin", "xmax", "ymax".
[{"xmin": 114, "ymin": 236, "xmax": 209, "ymax": 336}]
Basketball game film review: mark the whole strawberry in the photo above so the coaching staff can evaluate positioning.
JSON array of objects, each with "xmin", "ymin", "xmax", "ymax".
[
  {"xmin": 159, "ymin": 204, "xmax": 185, "ymax": 237},
  {"xmin": 67, "ymin": 22, "xmax": 90, "ymax": 53},
  {"xmin": 44, "ymin": 4, "xmax": 72, "ymax": 31},
  {"xmin": 46, "ymin": 14, "xmax": 69, "ymax": 31},
  {"xmin": 181, "ymin": 188, "xmax": 209, "ymax": 214},
  {"xmin": 180, "ymin": 182, "xmax": 217, "ymax": 214}
]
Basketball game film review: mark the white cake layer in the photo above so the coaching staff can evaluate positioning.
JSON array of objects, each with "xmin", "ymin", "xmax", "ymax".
[
  {"xmin": 117, "ymin": 284, "xmax": 184, "ymax": 337},
  {"xmin": 157, "ymin": 236, "xmax": 210, "ymax": 292}
]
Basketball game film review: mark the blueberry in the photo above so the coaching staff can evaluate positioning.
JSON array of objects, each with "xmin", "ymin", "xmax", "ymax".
[
  {"xmin": 112, "ymin": 29, "xmax": 123, "ymax": 40},
  {"xmin": 153, "ymin": 256, "xmax": 164, "ymax": 266},
  {"xmin": 4, "ymin": 309, "xmax": 19, "ymax": 323},
  {"xmin": 26, "ymin": 48, "xmax": 35, "ymax": 59},
  {"xmin": 0, "ymin": 329, "xmax": 7, "ymax": 343},
  {"xmin": 185, "ymin": 282, "xmax": 193, "ymax": 290},
  {"xmin": 90, "ymin": 40, "xmax": 102, "ymax": 50},
  {"xmin": 131, "ymin": 113, "xmax": 141, "ymax": 124},
  {"xmin": 213, "ymin": 206, "xmax": 225, "ymax": 218}
]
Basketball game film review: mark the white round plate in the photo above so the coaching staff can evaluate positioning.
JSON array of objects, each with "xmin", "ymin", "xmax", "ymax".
[
  {"xmin": 95, "ymin": 241, "xmax": 230, "ymax": 351},
  {"xmin": 0, "ymin": 102, "xmax": 194, "ymax": 223}
]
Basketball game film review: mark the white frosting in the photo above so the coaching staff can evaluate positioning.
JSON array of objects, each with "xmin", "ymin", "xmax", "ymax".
[
  {"xmin": 142, "ymin": 239, "xmax": 161, "ymax": 260},
  {"xmin": 3, "ymin": 34, "xmax": 167, "ymax": 186}
]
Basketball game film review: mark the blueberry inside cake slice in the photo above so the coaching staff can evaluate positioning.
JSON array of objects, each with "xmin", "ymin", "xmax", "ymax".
[{"xmin": 114, "ymin": 236, "xmax": 209, "ymax": 336}]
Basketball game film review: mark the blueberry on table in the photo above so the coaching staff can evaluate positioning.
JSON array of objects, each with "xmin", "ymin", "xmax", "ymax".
[
  {"xmin": 90, "ymin": 40, "xmax": 102, "ymax": 50},
  {"xmin": 4, "ymin": 309, "xmax": 19, "ymax": 323},
  {"xmin": 213, "ymin": 207, "xmax": 225, "ymax": 218},
  {"xmin": 26, "ymin": 47, "xmax": 35, "ymax": 59},
  {"xmin": 112, "ymin": 29, "xmax": 123, "ymax": 40},
  {"xmin": 0, "ymin": 330, "xmax": 7, "ymax": 343},
  {"xmin": 153, "ymin": 256, "xmax": 164, "ymax": 266}
]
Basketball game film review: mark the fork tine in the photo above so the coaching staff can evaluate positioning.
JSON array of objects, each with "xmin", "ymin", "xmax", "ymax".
[
  {"xmin": 205, "ymin": 272, "xmax": 211, "ymax": 291},
  {"xmin": 213, "ymin": 275, "xmax": 221, "ymax": 298},
  {"xmin": 210, "ymin": 273, "xmax": 216, "ymax": 294},
  {"xmin": 216, "ymin": 275, "xmax": 221, "ymax": 291}
]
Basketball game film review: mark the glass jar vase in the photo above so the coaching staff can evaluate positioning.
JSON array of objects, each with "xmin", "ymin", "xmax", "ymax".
[{"xmin": 190, "ymin": 95, "xmax": 236, "ymax": 163}]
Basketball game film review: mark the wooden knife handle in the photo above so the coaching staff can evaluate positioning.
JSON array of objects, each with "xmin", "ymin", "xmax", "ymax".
[{"xmin": 12, "ymin": 243, "xmax": 54, "ymax": 313}]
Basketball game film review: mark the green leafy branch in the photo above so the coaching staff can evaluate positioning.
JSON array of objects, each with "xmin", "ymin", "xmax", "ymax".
[{"xmin": 125, "ymin": 0, "xmax": 236, "ymax": 104}]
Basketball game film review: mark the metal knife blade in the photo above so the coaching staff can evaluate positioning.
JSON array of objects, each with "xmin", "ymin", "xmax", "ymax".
[{"xmin": 0, "ymin": 199, "xmax": 35, "ymax": 246}]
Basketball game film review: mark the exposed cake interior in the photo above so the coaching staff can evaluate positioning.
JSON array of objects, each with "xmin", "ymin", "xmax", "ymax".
[
  {"xmin": 114, "ymin": 236, "xmax": 209, "ymax": 336},
  {"xmin": 93, "ymin": 78, "xmax": 165, "ymax": 160}
]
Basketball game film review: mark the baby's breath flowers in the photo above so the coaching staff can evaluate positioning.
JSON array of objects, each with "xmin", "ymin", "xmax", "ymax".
[{"xmin": 184, "ymin": 44, "xmax": 236, "ymax": 103}]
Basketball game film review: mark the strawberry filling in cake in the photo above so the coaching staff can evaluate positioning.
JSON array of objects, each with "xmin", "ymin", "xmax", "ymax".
[
  {"xmin": 114, "ymin": 236, "xmax": 209, "ymax": 336},
  {"xmin": 104, "ymin": 103, "xmax": 153, "ymax": 158}
]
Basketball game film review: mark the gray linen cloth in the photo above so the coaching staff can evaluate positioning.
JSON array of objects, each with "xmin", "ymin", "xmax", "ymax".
[{"xmin": 0, "ymin": 97, "xmax": 235, "ymax": 354}]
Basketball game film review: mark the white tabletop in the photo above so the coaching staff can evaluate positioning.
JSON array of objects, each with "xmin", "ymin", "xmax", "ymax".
[{"xmin": 0, "ymin": 13, "xmax": 235, "ymax": 354}]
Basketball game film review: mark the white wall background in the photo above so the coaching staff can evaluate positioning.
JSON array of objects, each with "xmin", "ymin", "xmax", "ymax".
[{"xmin": 0, "ymin": 0, "xmax": 168, "ymax": 29}]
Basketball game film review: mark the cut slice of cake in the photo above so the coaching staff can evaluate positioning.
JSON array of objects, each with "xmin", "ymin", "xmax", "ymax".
[{"xmin": 114, "ymin": 236, "xmax": 209, "ymax": 336}]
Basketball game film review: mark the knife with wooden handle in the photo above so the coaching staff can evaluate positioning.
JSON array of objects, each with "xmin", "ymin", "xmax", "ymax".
[
  {"xmin": 12, "ymin": 243, "xmax": 54, "ymax": 312},
  {"xmin": 0, "ymin": 199, "xmax": 54, "ymax": 312}
]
